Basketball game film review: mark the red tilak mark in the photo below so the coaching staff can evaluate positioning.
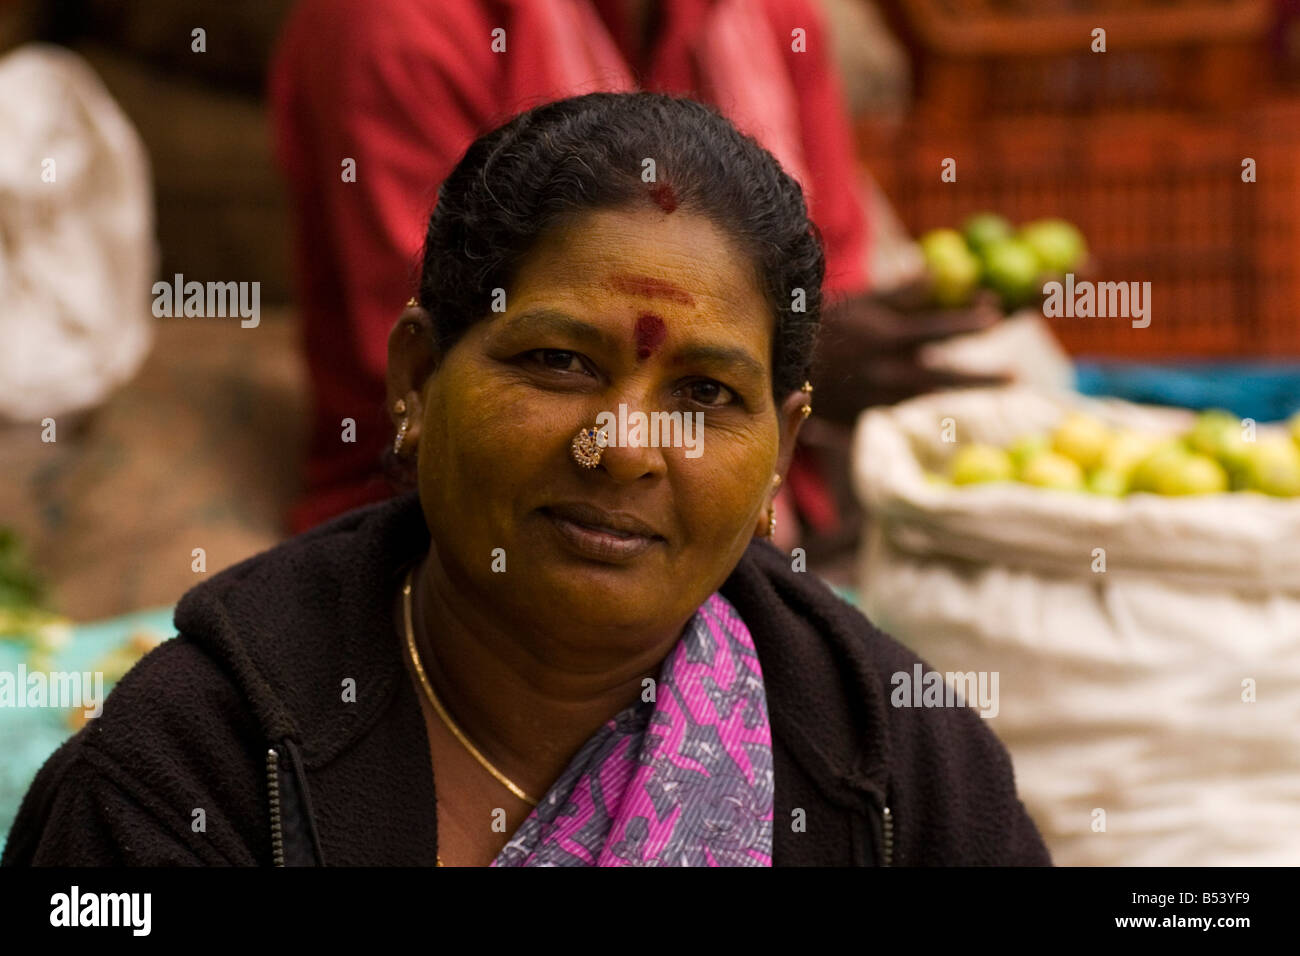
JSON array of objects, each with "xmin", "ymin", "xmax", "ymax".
[
  {"xmin": 634, "ymin": 313, "xmax": 667, "ymax": 360},
  {"xmin": 607, "ymin": 274, "xmax": 696, "ymax": 307},
  {"xmin": 648, "ymin": 183, "xmax": 678, "ymax": 214}
]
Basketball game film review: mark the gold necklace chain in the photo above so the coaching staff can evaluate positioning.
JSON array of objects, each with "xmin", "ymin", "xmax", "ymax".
[{"xmin": 402, "ymin": 568, "xmax": 540, "ymax": 809}]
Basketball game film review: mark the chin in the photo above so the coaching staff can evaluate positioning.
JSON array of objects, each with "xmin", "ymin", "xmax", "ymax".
[{"xmin": 519, "ymin": 560, "xmax": 692, "ymax": 632}]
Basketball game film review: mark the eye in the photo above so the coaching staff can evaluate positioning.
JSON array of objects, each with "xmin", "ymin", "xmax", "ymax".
[
  {"xmin": 526, "ymin": 349, "xmax": 589, "ymax": 375},
  {"xmin": 676, "ymin": 379, "xmax": 738, "ymax": 408}
]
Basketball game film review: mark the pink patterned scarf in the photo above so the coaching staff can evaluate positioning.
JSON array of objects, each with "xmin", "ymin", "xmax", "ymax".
[{"xmin": 492, "ymin": 592, "xmax": 773, "ymax": 866}]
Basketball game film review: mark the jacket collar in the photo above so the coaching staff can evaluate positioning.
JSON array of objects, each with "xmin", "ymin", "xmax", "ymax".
[{"xmin": 174, "ymin": 492, "xmax": 890, "ymax": 805}]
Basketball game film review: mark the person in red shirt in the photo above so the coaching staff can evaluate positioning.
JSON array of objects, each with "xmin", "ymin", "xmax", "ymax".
[{"xmin": 270, "ymin": 0, "xmax": 998, "ymax": 534}]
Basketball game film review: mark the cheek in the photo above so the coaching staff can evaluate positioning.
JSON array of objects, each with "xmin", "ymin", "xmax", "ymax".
[
  {"xmin": 418, "ymin": 372, "xmax": 516, "ymax": 538},
  {"xmin": 418, "ymin": 359, "xmax": 570, "ymax": 521},
  {"xmin": 673, "ymin": 429, "xmax": 776, "ymax": 542}
]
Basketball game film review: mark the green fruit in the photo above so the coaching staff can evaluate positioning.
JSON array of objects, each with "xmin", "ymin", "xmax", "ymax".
[
  {"xmin": 1052, "ymin": 413, "xmax": 1111, "ymax": 471},
  {"xmin": 1161, "ymin": 454, "xmax": 1229, "ymax": 495},
  {"xmin": 1007, "ymin": 434, "xmax": 1050, "ymax": 471},
  {"xmin": 1019, "ymin": 218, "xmax": 1087, "ymax": 274},
  {"xmin": 1239, "ymin": 439, "xmax": 1300, "ymax": 496},
  {"xmin": 950, "ymin": 444, "xmax": 1015, "ymax": 485},
  {"xmin": 1185, "ymin": 408, "xmax": 1236, "ymax": 453},
  {"xmin": 1185, "ymin": 408, "xmax": 1247, "ymax": 464},
  {"xmin": 920, "ymin": 227, "xmax": 967, "ymax": 250},
  {"xmin": 1129, "ymin": 442, "xmax": 1190, "ymax": 494},
  {"xmin": 1187, "ymin": 412, "xmax": 1252, "ymax": 488},
  {"xmin": 1087, "ymin": 468, "xmax": 1129, "ymax": 496},
  {"xmin": 920, "ymin": 228, "xmax": 982, "ymax": 307},
  {"xmin": 1019, "ymin": 451, "xmax": 1085, "ymax": 490},
  {"xmin": 962, "ymin": 212, "xmax": 1014, "ymax": 256},
  {"xmin": 1101, "ymin": 430, "xmax": 1160, "ymax": 477},
  {"xmin": 980, "ymin": 237, "xmax": 1041, "ymax": 309}
]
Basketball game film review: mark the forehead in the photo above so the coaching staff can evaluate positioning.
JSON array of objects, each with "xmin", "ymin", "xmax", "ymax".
[{"xmin": 509, "ymin": 206, "xmax": 771, "ymax": 338}]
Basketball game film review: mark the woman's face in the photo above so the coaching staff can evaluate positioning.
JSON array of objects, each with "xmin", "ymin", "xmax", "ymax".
[{"xmin": 392, "ymin": 204, "xmax": 807, "ymax": 645}]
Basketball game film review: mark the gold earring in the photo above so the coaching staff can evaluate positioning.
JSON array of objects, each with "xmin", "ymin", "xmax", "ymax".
[
  {"xmin": 394, "ymin": 417, "xmax": 408, "ymax": 454},
  {"xmin": 763, "ymin": 474, "xmax": 781, "ymax": 538},
  {"xmin": 393, "ymin": 399, "xmax": 406, "ymax": 414},
  {"xmin": 406, "ymin": 297, "xmax": 418, "ymax": 308},
  {"xmin": 571, "ymin": 425, "xmax": 608, "ymax": 469},
  {"xmin": 800, "ymin": 381, "xmax": 813, "ymax": 418}
]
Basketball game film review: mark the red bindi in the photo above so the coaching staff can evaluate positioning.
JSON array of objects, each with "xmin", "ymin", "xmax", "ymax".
[
  {"xmin": 634, "ymin": 312, "xmax": 667, "ymax": 360},
  {"xmin": 648, "ymin": 182, "xmax": 678, "ymax": 214}
]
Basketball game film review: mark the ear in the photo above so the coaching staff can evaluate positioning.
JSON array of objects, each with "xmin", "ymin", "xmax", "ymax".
[
  {"xmin": 775, "ymin": 384, "xmax": 812, "ymax": 478},
  {"xmin": 385, "ymin": 302, "xmax": 441, "ymax": 459},
  {"xmin": 753, "ymin": 384, "xmax": 812, "ymax": 537}
]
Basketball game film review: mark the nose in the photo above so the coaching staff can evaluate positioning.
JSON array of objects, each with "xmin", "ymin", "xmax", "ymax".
[
  {"xmin": 597, "ymin": 432, "xmax": 667, "ymax": 484},
  {"xmin": 584, "ymin": 383, "xmax": 669, "ymax": 484}
]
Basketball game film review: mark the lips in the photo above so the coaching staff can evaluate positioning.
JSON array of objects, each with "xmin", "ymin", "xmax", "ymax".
[{"xmin": 541, "ymin": 503, "xmax": 664, "ymax": 563}]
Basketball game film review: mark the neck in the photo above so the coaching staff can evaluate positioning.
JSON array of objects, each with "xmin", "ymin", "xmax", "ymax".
[{"xmin": 406, "ymin": 547, "xmax": 687, "ymax": 799}]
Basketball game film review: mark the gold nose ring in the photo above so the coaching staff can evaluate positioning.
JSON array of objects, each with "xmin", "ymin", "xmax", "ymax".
[{"xmin": 571, "ymin": 424, "xmax": 609, "ymax": 469}]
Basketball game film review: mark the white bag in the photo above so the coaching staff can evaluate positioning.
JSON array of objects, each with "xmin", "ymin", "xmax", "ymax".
[
  {"xmin": 0, "ymin": 45, "xmax": 155, "ymax": 423},
  {"xmin": 852, "ymin": 387, "xmax": 1300, "ymax": 865},
  {"xmin": 918, "ymin": 311, "xmax": 1076, "ymax": 396}
]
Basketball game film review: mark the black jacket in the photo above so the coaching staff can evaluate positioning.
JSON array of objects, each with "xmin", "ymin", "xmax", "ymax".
[{"xmin": 3, "ymin": 492, "xmax": 1050, "ymax": 866}]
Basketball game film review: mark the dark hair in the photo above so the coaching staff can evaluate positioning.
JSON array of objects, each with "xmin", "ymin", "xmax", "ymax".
[{"xmin": 416, "ymin": 91, "xmax": 825, "ymax": 399}]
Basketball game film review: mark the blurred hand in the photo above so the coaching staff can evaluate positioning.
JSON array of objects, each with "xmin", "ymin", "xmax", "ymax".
[{"xmin": 809, "ymin": 279, "xmax": 1010, "ymax": 426}]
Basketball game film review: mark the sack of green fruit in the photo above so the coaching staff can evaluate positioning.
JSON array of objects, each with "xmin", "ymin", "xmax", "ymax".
[{"xmin": 851, "ymin": 386, "xmax": 1300, "ymax": 866}]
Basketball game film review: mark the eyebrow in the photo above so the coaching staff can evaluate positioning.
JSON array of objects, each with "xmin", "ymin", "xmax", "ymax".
[
  {"xmin": 497, "ymin": 308, "xmax": 619, "ymax": 351},
  {"xmin": 499, "ymin": 308, "xmax": 766, "ymax": 381},
  {"xmin": 670, "ymin": 343, "xmax": 766, "ymax": 383}
]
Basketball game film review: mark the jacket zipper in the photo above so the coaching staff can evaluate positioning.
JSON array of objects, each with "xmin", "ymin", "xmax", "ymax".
[
  {"xmin": 266, "ymin": 748, "xmax": 285, "ymax": 867},
  {"xmin": 880, "ymin": 805, "xmax": 893, "ymax": 867}
]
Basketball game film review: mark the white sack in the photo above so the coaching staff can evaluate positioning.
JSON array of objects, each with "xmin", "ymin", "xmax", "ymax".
[
  {"xmin": 0, "ymin": 44, "xmax": 155, "ymax": 423},
  {"xmin": 853, "ymin": 387, "xmax": 1300, "ymax": 865}
]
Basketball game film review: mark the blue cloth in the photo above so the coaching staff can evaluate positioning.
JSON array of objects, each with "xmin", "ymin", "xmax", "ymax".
[
  {"xmin": 1074, "ymin": 361, "xmax": 1300, "ymax": 425},
  {"xmin": 0, "ymin": 607, "xmax": 176, "ymax": 855}
]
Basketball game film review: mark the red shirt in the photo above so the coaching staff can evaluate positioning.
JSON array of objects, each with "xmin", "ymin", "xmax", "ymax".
[{"xmin": 271, "ymin": 0, "xmax": 869, "ymax": 532}]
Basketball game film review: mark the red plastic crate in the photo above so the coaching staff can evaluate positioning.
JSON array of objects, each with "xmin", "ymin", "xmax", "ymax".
[
  {"xmin": 878, "ymin": 0, "xmax": 1273, "ymax": 118},
  {"xmin": 858, "ymin": 102, "xmax": 1300, "ymax": 357}
]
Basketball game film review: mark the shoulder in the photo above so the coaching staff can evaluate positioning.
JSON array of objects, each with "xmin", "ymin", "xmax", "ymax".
[
  {"xmin": 3, "ymin": 639, "xmax": 264, "ymax": 865},
  {"xmin": 853, "ymin": 612, "xmax": 1052, "ymax": 864},
  {"xmin": 1, "ymin": 634, "xmax": 266, "ymax": 868},
  {"xmin": 86, "ymin": 636, "xmax": 265, "ymax": 779},
  {"xmin": 168, "ymin": 494, "xmax": 424, "ymax": 766},
  {"xmin": 733, "ymin": 541, "xmax": 1050, "ymax": 865}
]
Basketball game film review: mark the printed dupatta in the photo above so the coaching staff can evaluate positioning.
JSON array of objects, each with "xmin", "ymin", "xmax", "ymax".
[{"xmin": 492, "ymin": 592, "xmax": 773, "ymax": 866}]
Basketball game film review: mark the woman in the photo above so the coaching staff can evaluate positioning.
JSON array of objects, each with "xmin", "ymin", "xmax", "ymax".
[
  {"xmin": 3, "ymin": 93, "xmax": 1049, "ymax": 866},
  {"xmin": 272, "ymin": 0, "xmax": 1004, "ymax": 536}
]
